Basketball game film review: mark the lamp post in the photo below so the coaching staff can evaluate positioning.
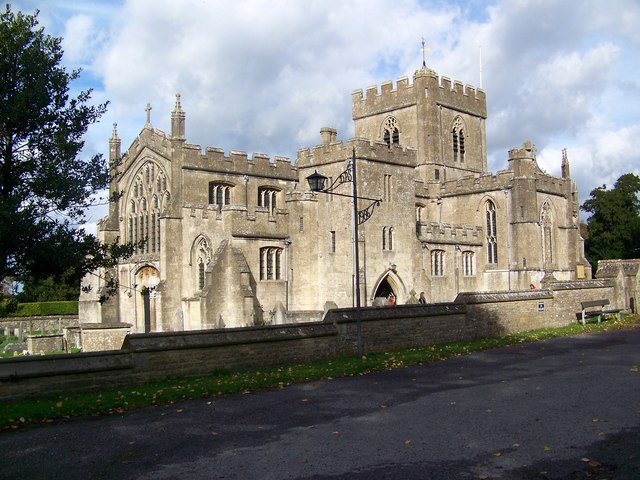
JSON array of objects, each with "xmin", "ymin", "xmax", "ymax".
[{"xmin": 307, "ymin": 147, "xmax": 381, "ymax": 357}]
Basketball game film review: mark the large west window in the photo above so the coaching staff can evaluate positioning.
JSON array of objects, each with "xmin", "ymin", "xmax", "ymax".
[{"xmin": 128, "ymin": 161, "xmax": 167, "ymax": 254}]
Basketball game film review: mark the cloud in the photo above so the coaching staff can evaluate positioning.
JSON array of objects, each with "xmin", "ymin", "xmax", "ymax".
[{"xmin": 8, "ymin": 0, "xmax": 640, "ymax": 215}]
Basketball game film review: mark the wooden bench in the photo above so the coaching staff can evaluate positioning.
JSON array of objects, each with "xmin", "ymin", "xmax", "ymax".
[{"xmin": 576, "ymin": 299, "xmax": 622, "ymax": 325}]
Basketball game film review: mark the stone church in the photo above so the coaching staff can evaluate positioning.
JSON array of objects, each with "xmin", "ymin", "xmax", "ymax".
[{"xmin": 79, "ymin": 65, "xmax": 591, "ymax": 332}]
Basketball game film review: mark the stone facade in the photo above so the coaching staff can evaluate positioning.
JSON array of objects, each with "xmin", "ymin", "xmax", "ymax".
[{"xmin": 79, "ymin": 66, "xmax": 591, "ymax": 332}]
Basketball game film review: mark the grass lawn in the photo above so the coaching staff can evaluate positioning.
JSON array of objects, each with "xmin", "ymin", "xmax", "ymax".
[{"xmin": 1, "ymin": 314, "xmax": 638, "ymax": 431}]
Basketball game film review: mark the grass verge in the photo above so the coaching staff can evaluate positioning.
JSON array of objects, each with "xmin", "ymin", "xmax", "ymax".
[{"xmin": 1, "ymin": 315, "xmax": 638, "ymax": 431}]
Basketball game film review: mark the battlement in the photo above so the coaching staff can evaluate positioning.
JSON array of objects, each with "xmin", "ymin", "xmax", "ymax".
[
  {"xmin": 352, "ymin": 68, "xmax": 486, "ymax": 119},
  {"xmin": 296, "ymin": 137, "xmax": 417, "ymax": 169},
  {"xmin": 437, "ymin": 171, "xmax": 513, "ymax": 197},
  {"xmin": 181, "ymin": 144, "xmax": 297, "ymax": 180},
  {"xmin": 417, "ymin": 221, "xmax": 483, "ymax": 246}
]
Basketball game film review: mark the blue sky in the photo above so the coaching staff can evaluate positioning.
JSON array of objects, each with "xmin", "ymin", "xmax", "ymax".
[{"xmin": 10, "ymin": 0, "xmax": 640, "ymax": 228}]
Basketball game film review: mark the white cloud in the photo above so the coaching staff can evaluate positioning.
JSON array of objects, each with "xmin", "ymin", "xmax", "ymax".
[{"xmin": 7, "ymin": 0, "xmax": 640, "ymax": 214}]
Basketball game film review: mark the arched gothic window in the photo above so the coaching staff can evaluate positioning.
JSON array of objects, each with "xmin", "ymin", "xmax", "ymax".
[
  {"xmin": 127, "ymin": 161, "xmax": 167, "ymax": 254},
  {"xmin": 485, "ymin": 200, "xmax": 498, "ymax": 264},
  {"xmin": 452, "ymin": 117, "xmax": 465, "ymax": 163},
  {"xmin": 194, "ymin": 237, "xmax": 211, "ymax": 290},
  {"xmin": 382, "ymin": 116, "xmax": 399, "ymax": 147}
]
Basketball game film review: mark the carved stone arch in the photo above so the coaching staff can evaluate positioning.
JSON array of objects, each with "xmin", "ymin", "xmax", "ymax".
[
  {"xmin": 380, "ymin": 116, "xmax": 400, "ymax": 146},
  {"xmin": 371, "ymin": 269, "xmax": 407, "ymax": 304},
  {"xmin": 134, "ymin": 264, "xmax": 160, "ymax": 333},
  {"xmin": 540, "ymin": 197, "xmax": 556, "ymax": 225},
  {"xmin": 452, "ymin": 115, "xmax": 465, "ymax": 132},
  {"xmin": 189, "ymin": 234, "xmax": 213, "ymax": 266},
  {"xmin": 475, "ymin": 194, "xmax": 501, "ymax": 213}
]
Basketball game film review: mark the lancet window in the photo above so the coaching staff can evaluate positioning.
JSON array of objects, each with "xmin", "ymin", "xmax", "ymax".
[{"xmin": 485, "ymin": 200, "xmax": 498, "ymax": 264}]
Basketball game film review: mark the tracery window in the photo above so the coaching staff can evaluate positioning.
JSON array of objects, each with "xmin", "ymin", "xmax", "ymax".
[
  {"xmin": 127, "ymin": 161, "xmax": 167, "ymax": 254},
  {"xmin": 486, "ymin": 200, "xmax": 498, "ymax": 264},
  {"xmin": 260, "ymin": 247, "xmax": 283, "ymax": 280},
  {"xmin": 194, "ymin": 237, "xmax": 211, "ymax": 290},
  {"xmin": 382, "ymin": 116, "xmax": 399, "ymax": 147},
  {"xmin": 452, "ymin": 117, "xmax": 465, "ymax": 163},
  {"xmin": 431, "ymin": 249, "xmax": 445, "ymax": 276}
]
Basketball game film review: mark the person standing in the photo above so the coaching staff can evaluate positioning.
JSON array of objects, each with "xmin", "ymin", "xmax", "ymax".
[{"xmin": 419, "ymin": 291, "xmax": 427, "ymax": 304}]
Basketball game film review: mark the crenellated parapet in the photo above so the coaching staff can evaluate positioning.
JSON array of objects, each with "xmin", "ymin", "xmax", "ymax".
[
  {"xmin": 296, "ymin": 137, "xmax": 417, "ymax": 169},
  {"xmin": 436, "ymin": 171, "xmax": 513, "ymax": 197},
  {"xmin": 181, "ymin": 145, "xmax": 298, "ymax": 180},
  {"xmin": 418, "ymin": 221, "xmax": 483, "ymax": 246},
  {"xmin": 352, "ymin": 68, "xmax": 486, "ymax": 120}
]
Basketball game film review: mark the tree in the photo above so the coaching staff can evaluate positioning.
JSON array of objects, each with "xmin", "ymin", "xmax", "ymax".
[
  {"xmin": 581, "ymin": 173, "xmax": 640, "ymax": 268},
  {"xmin": 0, "ymin": 6, "xmax": 134, "ymax": 298}
]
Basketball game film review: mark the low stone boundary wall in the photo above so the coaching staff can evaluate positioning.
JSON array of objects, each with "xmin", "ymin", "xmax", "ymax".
[
  {"xmin": 0, "ymin": 281, "xmax": 621, "ymax": 401},
  {"xmin": 0, "ymin": 315, "xmax": 79, "ymax": 340}
]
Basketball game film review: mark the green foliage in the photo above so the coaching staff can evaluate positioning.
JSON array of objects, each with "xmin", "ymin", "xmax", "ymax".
[
  {"xmin": 17, "ymin": 271, "xmax": 80, "ymax": 302},
  {"xmin": 0, "ymin": 300, "xmax": 77, "ymax": 317},
  {"xmin": 0, "ymin": 295, "xmax": 17, "ymax": 316},
  {"xmin": 1, "ymin": 314, "xmax": 637, "ymax": 429},
  {"xmin": 12, "ymin": 301, "xmax": 78, "ymax": 317},
  {"xmin": 581, "ymin": 173, "xmax": 640, "ymax": 267},
  {"xmin": 0, "ymin": 6, "xmax": 136, "ymax": 295}
]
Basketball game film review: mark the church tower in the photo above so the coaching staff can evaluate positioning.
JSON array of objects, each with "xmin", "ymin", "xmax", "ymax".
[{"xmin": 351, "ymin": 66, "xmax": 487, "ymax": 183}]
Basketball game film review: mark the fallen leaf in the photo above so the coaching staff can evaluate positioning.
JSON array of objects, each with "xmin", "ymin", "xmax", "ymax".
[
  {"xmin": 588, "ymin": 459, "xmax": 602, "ymax": 467},
  {"xmin": 543, "ymin": 446, "xmax": 552, "ymax": 452},
  {"xmin": 332, "ymin": 431, "xmax": 339, "ymax": 436},
  {"xmin": 494, "ymin": 452, "xmax": 502, "ymax": 457},
  {"xmin": 598, "ymin": 432, "xmax": 606, "ymax": 437},
  {"xmin": 404, "ymin": 439, "xmax": 412, "ymax": 445}
]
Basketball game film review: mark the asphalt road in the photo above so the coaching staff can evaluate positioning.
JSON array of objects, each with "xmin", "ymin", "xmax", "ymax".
[{"xmin": 1, "ymin": 328, "xmax": 639, "ymax": 480}]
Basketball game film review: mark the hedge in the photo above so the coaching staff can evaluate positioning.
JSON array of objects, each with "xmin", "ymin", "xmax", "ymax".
[{"xmin": 10, "ymin": 301, "xmax": 78, "ymax": 317}]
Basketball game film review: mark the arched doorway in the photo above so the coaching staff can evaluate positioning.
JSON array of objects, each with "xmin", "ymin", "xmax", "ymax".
[
  {"xmin": 135, "ymin": 266, "xmax": 160, "ymax": 332},
  {"xmin": 373, "ymin": 272, "xmax": 402, "ymax": 305}
]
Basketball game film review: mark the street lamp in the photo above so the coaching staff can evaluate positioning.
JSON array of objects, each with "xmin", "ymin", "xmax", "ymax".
[{"xmin": 306, "ymin": 147, "xmax": 381, "ymax": 357}]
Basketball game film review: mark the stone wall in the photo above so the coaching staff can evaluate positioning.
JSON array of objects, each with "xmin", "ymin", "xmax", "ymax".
[
  {"xmin": 0, "ymin": 315, "xmax": 79, "ymax": 341},
  {"xmin": 0, "ymin": 282, "xmax": 621, "ymax": 401}
]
